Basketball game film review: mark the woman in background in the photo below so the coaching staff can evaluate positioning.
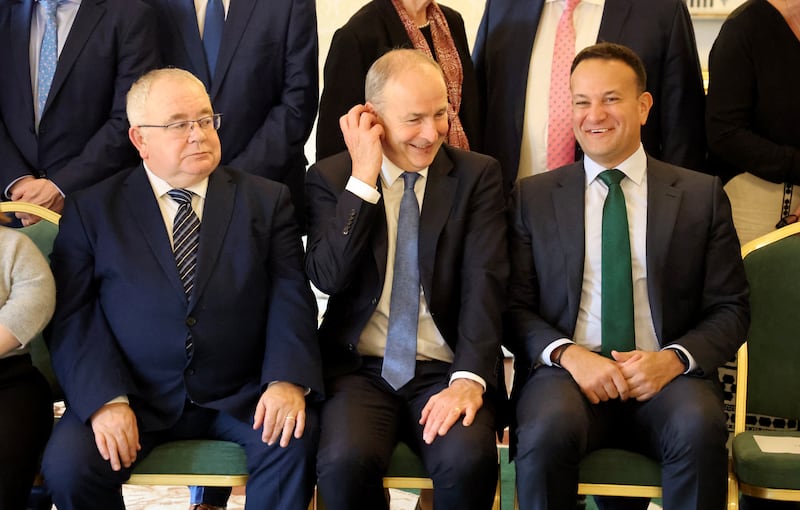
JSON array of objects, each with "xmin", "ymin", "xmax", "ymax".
[
  {"xmin": 316, "ymin": 0, "xmax": 479, "ymax": 160},
  {"xmin": 0, "ymin": 215, "xmax": 55, "ymax": 509},
  {"xmin": 706, "ymin": 0, "xmax": 800, "ymax": 245}
]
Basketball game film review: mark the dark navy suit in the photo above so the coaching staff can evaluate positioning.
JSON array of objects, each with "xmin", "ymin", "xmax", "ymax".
[
  {"xmin": 41, "ymin": 165, "xmax": 323, "ymax": 510},
  {"xmin": 144, "ymin": 0, "xmax": 318, "ymax": 230},
  {"xmin": 0, "ymin": 0, "xmax": 159, "ymax": 195}
]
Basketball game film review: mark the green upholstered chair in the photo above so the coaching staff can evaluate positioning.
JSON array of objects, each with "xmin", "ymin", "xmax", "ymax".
[
  {"xmin": 729, "ymin": 222, "xmax": 800, "ymax": 508},
  {"xmin": 577, "ymin": 448, "xmax": 662, "ymax": 499},
  {"xmin": 126, "ymin": 439, "xmax": 248, "ymax": 487}
]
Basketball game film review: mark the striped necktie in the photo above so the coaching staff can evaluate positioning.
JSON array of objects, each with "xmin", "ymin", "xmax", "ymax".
[{"xmin": 167, "ymin": 189, "xmax": 200, "ymax": 298}]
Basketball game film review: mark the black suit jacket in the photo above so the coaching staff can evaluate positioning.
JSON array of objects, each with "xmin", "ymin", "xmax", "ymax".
[
  {"xmin": 0, "ymin": 0, "xmax": 160, "ymax": 194},
  {"xmin": 316, "ymin": 0, "xmax": 480, "ymax": 160},
  {"xmin": 145, "ymin": 0, "xmax": 318, "ymax": 229},
  {"xmin": 305, "ymin": 146, "xmax": 508, "ymax": 395},
  {"xmin": 506, "ymin": 157, "xmax": 749, "ymax": 391},
  {"xmin": 473, "ymin": 0, "xmax": 707, "ymax": 193},
  {"xmin": 48, "ymin": 165, "xmax": 323, "ymax": 430}
]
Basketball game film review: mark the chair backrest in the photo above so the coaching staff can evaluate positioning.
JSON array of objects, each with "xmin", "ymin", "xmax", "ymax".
[
  {"xmin": 0, "ymin": 202, "xmax": 62, "ymax": 399},
  {"xmin": 739, "ymin": 223, "xmax": 800, "ymax": 423}
]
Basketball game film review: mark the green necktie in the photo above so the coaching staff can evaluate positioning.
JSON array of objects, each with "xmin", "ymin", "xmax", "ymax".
[{"xmin": 598, "ymin": 169, "xmax": 635, "ymax": 357}]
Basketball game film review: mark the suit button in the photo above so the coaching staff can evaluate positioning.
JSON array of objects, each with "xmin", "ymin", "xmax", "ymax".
[
  {"xmin": 371, "ymin": 298, "xmax": 377, "ymax": 305},
  {"xmin": 347, "ymin": 343, "xmax": 355, "ymax": 352},
  {"xmin": 342, "ymin": 228, "xmax": 350, "ymax": 235},
  {"xmin": 187, "ymin": 368, "xmax": 195, "ymax": 376},
  {"xmin": 186, "ymin": 317, "xmax": 197, "ymax": 326}
]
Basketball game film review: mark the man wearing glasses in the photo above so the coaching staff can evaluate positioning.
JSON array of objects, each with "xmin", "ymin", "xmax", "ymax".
[{"xmin": 40, "ymin": 68, "xmax": 323, "ymax": 510}]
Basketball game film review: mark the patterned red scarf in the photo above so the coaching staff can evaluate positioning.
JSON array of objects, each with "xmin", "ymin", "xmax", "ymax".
[{"xmin": 390, "ymin": 0, "xmax": 470, "ymax": 150}]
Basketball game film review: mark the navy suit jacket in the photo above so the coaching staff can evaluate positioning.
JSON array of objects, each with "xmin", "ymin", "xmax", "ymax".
[
  {"xmin": 473, "ymin": 0, "xmax": 707, "ymax": 193},
  {"xmin": 305, "ymin": 146, "xmax": 509, "ymax": 397},
  {"xmin": 48, "ymin": 165, "xmax": 323, "ymax": 430},
  {"xmin": 0, "ymin": 0, "xmax": 160, "ymax": 195},
  {"xmin": 145, "ymin": 0, "xmax": 319, "ymax": 229},
  {"xmin": 506, "ymin": 157, "xmax": 750, "ymax": 391}
]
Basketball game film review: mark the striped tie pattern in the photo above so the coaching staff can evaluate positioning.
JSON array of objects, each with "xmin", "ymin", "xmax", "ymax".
[
  {"xmin": 546, "ymin": 0, "xmax": 581, "ymax": 170},
  {"xmin": 167, "ymin": 189, "xmax": 200, "ymax": 298},
  {"xmin": 37, "ymin": 0, "xmax": 60, "ymax": 126}
]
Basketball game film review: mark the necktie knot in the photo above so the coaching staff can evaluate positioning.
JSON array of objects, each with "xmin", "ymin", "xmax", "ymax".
[
  {"xmin": 599, "ymin": 169, "xmax": 625, "ymax": 188},
  {"xmin": 564, "ymin": 0, "xmax": 581, "ymax": 14},
  {"xmin": 40, "ymin": 0, "xmax": 59, "ymax": 17},
  {"xmin": 402, "ymin": 172, "xmax": 419, "ymax": 191},
  {"xmin": 167, "ymin": 188, "xmax": 193, "ymax": 206}
]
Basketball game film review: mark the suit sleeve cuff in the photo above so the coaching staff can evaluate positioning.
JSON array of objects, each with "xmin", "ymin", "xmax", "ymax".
[
  {"xmin": 540, "ymin": 339, "xmax": 574, "ymax": 366},
  {"xmin": 345, "ymin": 176, "xmax": 380, "ymax": 204},
  {"xmin": 449, "ymin": 371, "xmax": 486, "ymax": 393},
  {"xmin": 661, "ymin": 345, "xmax": 697, "ymax": 374}
]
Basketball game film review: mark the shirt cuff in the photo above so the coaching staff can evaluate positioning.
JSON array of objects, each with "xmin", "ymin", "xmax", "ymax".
[
  {"xmin": 106, "ymin": 395, "xmax": 129, "ymax": 405},
  {"xmin": 449, "ymin": 371, "xmax": 486, "ymax": 393},
  {"xmin": 661, "ymin": 345, "xmax": 697, "ymax": 374},
  {"xmin": 268, "ymin": 380, "xmax": 312, "ymax": 396},
  {"xmin": 540, "ymin": 339, "xmax": 574, "ymax": 366},
  {"xmin": 345, "ymin": 176, "xmax": 380, "ymax": 204}
]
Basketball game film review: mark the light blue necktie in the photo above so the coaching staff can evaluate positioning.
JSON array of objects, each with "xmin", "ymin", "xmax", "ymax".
[
  {"xmin": 37, "ymin": 0, "xmax": 59, "ymax": 125},
  {"xmin": 383, "ymin": 172, "xmax": 421, "ymax": 390},
  {"xmin": 203, "ymin": 0, "xmax": 224, "ymax": 80}
]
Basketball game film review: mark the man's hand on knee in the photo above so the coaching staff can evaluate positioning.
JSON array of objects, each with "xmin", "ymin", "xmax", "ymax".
[
  {"xmin": 253, "ymin": 381, "xmax": 306, "ymax": 447},
  {"xmin": 419, "ymin": 379, "xmax": 484, "ymax": 444},
  {"xmin": 90, "ymin": 402, "xmax": 141, "ymax": 471}
]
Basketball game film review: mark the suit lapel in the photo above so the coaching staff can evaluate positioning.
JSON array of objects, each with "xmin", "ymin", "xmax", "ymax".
[
  {"xmin": 597, "ymin": 0, "xmax": 632, "ymax": 42},
  {"xmin": 123, "ymin": 167, "xmax": 188, "ymax": 302},
  {"xmin": 645, "ymin": 158, "xmax": 682, "ymax": 341},
  {"xmin": 418, "ymin": 150, "xmax": 456, "ymax": 296},
  {"xmin": 371, "ymin": 183, "xmax": 389, "ymax": 290},
  {"xmin": 191, "ymin": 167, "xmax": 236, "ymax": 310},
  {"xmin": 553, "ymin": 164, "xmax": 586, "ymax": 326},
  {"xmin": 9, "ymin": 0, "xmax": 36, "ymax": 123},
  {"xmin": 209, "ymin": 0, "xmax": 256, "ymax": 97},
  {"xmin": 168, "ymin": 0, "xmax": 211, "ymax": 88},
  {"xmin": 46, "ymin": 0, "xmax": 104, "ymax": 114}
]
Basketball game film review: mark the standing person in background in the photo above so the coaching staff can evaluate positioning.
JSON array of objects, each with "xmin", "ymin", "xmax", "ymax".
[
  {"xmin": 0, "ymin": 0, "xmax": 159, "ymax": 224},
  {"xmin": 473, "ymin": 0, "xmax": 706, "ymax": 195},
  {"xmin": 706, "ymin": 0, "xmax": 800, "ymax": 246},
  {"xmin": 0, "ymin": 215, "xmax": 55, "ymax": 510},
  {"xmin": 145, "ymin": 0, "xmax": 318, "ymax": 232},
  {"xmin": 316, "ymin": 0, "xmax": 480, "ymax": 160}
]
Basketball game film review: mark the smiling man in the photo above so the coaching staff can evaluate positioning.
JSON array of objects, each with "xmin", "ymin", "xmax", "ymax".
[
  {"xmin": 506, "ymin": 43, "xmax": 749, "ymax": 510},
  {"xmin": 306, "ymin": 49, "xmax": 508, "ymax": 510},
  {"xmin": 40, "ymin": 68, "xmax": 322, "ymax": 510}
]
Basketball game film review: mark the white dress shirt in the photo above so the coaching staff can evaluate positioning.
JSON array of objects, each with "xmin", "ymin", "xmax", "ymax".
[
  {"xmin": 345, "ymin": 156, "xmax": 486, "ymax": 390},
  {"xmin": 518, "ymin": 0, "xmax": 604, "ymax": 180},
  {"xmin": 541, "ymin": 146, "xmax": 697, "ymax": 372}
]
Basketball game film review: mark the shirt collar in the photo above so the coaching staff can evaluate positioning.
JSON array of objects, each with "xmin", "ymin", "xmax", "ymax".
[
  {"xmin": 583, "ymin": 144, "xmax": 647, "ymax": 188},
  {"xmin": 143, "ymin": 163, "xmax": 209, "ymax": 200},
  {"xmin": 379, "ymin": 155, "xmax": 428, "ymax": 189},
  {"xmin": 544, "ymin": 0, "xmax": 604, "ymax": 7}
]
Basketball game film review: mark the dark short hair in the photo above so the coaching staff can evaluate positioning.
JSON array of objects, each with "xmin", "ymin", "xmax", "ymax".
[{"xmin": 571, "ymin": 42, "xmax": 647, "ymax": 93}]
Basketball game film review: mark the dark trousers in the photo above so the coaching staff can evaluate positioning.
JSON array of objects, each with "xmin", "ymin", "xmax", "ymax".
[
  {"xmin": 316, "ymin": 359, "xmax": 498, "ymax": 510},
  {"xmin": 42, "ymin": 401, "xmax": 318, "ymax": 510},
  {"xmin": 514, "ymin": 366, "xmax": 728, "ymax": 510},
  {"xmin": 0, "ymin": 355, "xmax": 52, "ymax": 510}
]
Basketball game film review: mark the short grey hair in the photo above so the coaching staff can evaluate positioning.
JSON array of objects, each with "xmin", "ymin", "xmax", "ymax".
[
  {"xmin": 126, "ymin": 68, "xmax": 207, "ymax": 126},
  {"xmin": 364, "ymin": 49, "xmax": 445, "ymax": 112}
]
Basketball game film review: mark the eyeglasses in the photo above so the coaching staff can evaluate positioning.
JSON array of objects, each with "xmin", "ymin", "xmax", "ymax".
[{"xmin": 137, "ymin": 114, "xmax": 222, "ymax": 137}]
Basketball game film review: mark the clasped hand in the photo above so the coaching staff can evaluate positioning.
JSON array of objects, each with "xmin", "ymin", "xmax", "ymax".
[{"xmin": 560, "ymin": 346, "xmax": 684, "ymax": 404}]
